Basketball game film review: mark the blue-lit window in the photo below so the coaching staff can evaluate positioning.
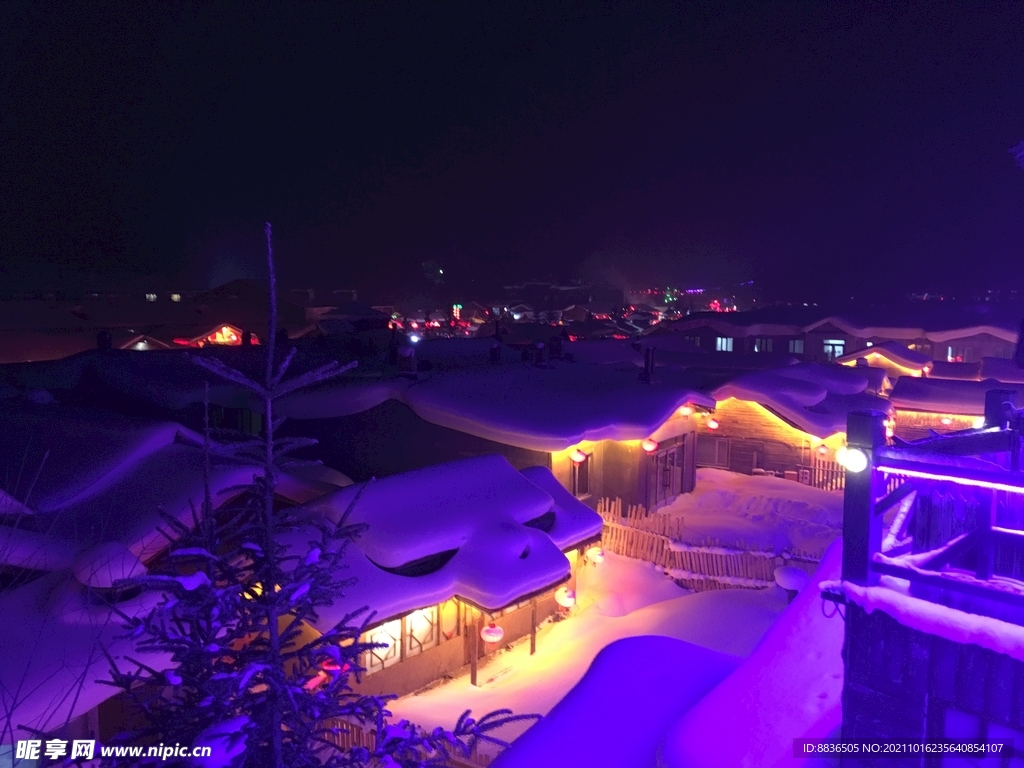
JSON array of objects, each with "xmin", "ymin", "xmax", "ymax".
[
  {"xmin": 788, "ymin": 339, "xmax": 804, "ymax": 354},
  {"xmin": 715, "ymin": 336, "xmax": 733, "ymax": 352}
]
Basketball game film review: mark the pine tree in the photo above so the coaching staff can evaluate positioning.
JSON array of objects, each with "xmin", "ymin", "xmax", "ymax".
[{"xmin": 103, "ymin": 224, "xmax": 536, "ymax": 767}]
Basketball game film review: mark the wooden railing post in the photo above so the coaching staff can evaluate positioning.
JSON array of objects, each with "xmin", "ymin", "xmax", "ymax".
[{"xmin": 842, "ymin": 410, "xmax": 887, "ymax": 586}]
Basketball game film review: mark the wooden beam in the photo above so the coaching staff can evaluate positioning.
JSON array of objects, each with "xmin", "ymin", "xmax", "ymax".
[
  {"xmin": 873, "ymin": 479, "xmax": 917, "ymax": 517},
  {"xmin": 469, "ymin": 605, "xmax": 478, "ymax": 687},
  {"xmin": 530, "ymin": 598, "xmax": 537, "ymax": 655}
]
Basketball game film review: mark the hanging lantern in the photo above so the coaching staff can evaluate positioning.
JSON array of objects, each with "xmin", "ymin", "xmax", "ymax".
[
  {"xmin": 641, "ymin": 438, "xmax": 659, "ymax": 453},
  {"xmin": 570, "ymin": 448, "xmax": 587, "ymax": 464},
  {"xmin": 678, "ymin": 404, "xmax": 695, "ymax": 416},
  {"xmin": 706, "ymin": 418, "xmax": 720, "ymax": 430},
  {"xmin": 585, "ymin": 546, "xmax": 605, "ymax": 564},
  {"xmin": 816, "ymin": 444, "xmax": 829, "ymax": 456},
  {"xmin": 480, "ymin": 623, "xmax": 504, "ymax": 644},
  {"xmin": 555, "ymin": 586, "xmax": 576, "ymax": 609},
  {"xmin": 940, "ymin": 417, "xmax": 952, "ymax": 426}
]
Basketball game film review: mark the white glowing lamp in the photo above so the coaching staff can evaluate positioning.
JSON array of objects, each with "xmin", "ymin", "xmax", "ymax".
[
  {"xmin": 480, "ymin": 623, "xmax": 504, "ymax": 644},
  {"xmin": 585, "ymin": 546, "xmax": 605, "ymax": 564},
  {"xmin": 678, "ymin": 404, "xmax": 695, "ymax": 416},
  {"xmin": 641, "ymin": 438, "xmax": 659, "ymax": 453},
  {"xmin": 835, "ymin": 446, "xmax": 868, "ymax": 473},
  {"xmin": 554, "ymin": 586, "xmax": 576, "ymax": 609},
  {"xmin": 706, "ymin": 418, "xmax": 720, "ymax": 430},
  {"xmin": 570, "ymin": 448, "xmax": 588, "ymax": 464},
  {"xmin": 973, "ymin": 417, "xmax": 986, "ymax": 429},
  {"xmin": 816, "ymin": 444, "xmax": 829, "ymax": 456},
  {"xmin": 940, "ymin": 417, "xmax": 953, "ymax": 426}
]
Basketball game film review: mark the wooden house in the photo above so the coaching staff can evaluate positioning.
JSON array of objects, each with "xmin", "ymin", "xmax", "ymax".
[
  {"xmin": 888, "ymin": 377, "xmax": 1024, "ymax": 441},
  {"xmin": 698, "ymin": 363, "xmax": 892, "ymax": 489},
  {"xmin": 276, "ymin": 338, "xmax": 715, "ymax": 513},
  {"xmin": 837, "ymin": 341, "xmax": 932, "ymax": 382}
]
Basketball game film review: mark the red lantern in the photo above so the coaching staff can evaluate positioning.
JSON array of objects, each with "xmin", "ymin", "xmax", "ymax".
[
  {"xmin": 480, "ymin": 623, "xmax": 504, "ymax": 644},
  {"xmin": 678, "ymin": 404, "xmax": 695, "ymax": 416},
  {"xmin": 641, "ymin": 438, "xmax": 659, "ymax": 453},
  {"xmin": 570, "ymin": 448, "xmax": 587, "ymax": 464},
  {"xmin": 706, "ymin": 418, "xmax": 720, "ymax": 430}
]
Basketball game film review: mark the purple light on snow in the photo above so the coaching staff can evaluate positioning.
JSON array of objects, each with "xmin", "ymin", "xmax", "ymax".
[{"xmin": 877, "ymin": 465, "xmax": 1024, "ymax": 495}]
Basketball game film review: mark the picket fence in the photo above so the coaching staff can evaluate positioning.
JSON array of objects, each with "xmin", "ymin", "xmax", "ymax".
[
  {"xmin": 324, "ymin": 720, "xmax": 494, "ymax": 766},
  {"xmin": 596, "ymin": 497, "xmax": 820, "ymax": 591}
]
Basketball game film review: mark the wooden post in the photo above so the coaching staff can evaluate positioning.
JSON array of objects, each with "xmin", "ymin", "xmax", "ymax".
[
  {"xmin": 530, "ymin": 597, "xmax": 537, "ymax": 655},
  {"xmin": 842, "ymin": 410, "xmax": 887, "ymax": 587},
  {"xmin": 469, "ymin": 606, "xmax": 478, "ymax": 686},
  {"xmin": 977, "ymin": 490, "xmax": 997, "ymax": 580}
]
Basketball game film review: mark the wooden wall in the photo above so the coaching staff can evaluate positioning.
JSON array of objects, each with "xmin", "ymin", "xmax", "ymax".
[
  {"xmin": 695, "ymin": 397, "xmax": 816, "ymax": 475},
  {"xmin": 841, "ymin": 603, "xmax": 1024, "ymax": 767},
  {"xmin": 893, "ymin": 409, "xmax": 978, "ymax": 442}
]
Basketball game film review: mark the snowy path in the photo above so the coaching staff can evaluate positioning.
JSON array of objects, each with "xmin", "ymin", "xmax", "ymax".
[{"xmin": 387, "ymin": 552, "xmax": 789, "ymax": 744}]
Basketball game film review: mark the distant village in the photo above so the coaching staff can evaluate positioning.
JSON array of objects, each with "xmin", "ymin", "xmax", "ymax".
[{"xmin": 3, "ymin": 279, "xmax": 1024, "ymax": 765}]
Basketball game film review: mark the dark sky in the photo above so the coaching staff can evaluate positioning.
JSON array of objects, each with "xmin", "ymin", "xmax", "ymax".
[{"xmin": 2, "ymin": 2, "xmax": 1023, "ymax": 302}]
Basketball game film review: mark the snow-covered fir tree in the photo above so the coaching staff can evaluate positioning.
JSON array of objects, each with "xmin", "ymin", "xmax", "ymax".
[{"xmin": 104, "ymin": 224, "xmax": 536, "ymax": 767}]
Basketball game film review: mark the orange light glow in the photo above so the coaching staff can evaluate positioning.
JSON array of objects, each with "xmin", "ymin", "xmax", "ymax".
[
  {"xmin": 678, "ymin": 404, "xmax": 695, "ymax": 416},
  {"xmin": 706, "ymin": 418, "xmax": 720, "ymax": 430},
  {"xmin": 207, "ymin": 326, "xmax": 239, "ymax": 345},
  {"xmin": 641, "ymin": 438, "xmax": 659, "ymax": 453},
  {"xmin": 570, "ymin": 449, "xmax": 588, "ymax": 463}
]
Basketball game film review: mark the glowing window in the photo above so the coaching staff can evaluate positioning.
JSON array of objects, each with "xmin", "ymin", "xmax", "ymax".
[
  {"xmin": 170, "ymin": 293, "xmax": 181, "ymax": 302},
  {"xmin": 753, "ymin": 337, "xmax": 772, "ymax": 353},
  {"xmin": 145, "ymin": 293, "xmax": 157, "ymax": 302},
  {"xmin": 404, "ymin": 607, "xmax": 439, "ymax": 657},
  {"xmin": 789, "ymin": 339, "xmax": 804, "ymax": 354},
  {"xmin": 823, "ymin": 339, "xmax": 845, "ymax": 360},
  {"xmin": 207, "ymin": 326, "xmax": 240, "ymax": 345},
  {"xmin": 715, "ymin": 336, "xmax": 734, "ymax": 352},
  {"xmin": 363, "ymin": 619, "xmax": 401, "ymax": 674}
]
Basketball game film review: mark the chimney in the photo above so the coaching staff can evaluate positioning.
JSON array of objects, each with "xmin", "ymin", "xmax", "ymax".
[
  {"xmin": 397, "ymin": 346, "xmax": 417, "ymax": 378},
  {"xmin": 534, "ymin": 342, "xmax": 549, "ymax": 368}
]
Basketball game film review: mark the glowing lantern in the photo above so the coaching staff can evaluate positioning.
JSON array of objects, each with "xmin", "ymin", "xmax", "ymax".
[
  {"xmin": 836, "ymin": 446, "xmax": 868, "ymax": 473},
  {"xmin": 585, "ymin": 546, "xmax": 605, "ymax": 564},
  {"xmin": 678, "ymin": 404, "xmax": 695, "ymax": 417},
  {"xmin": 816, "ymin": 445, "xmax": 829, "ymax": 456},
  {"xmin": 641, "ymin": 438, "xmax": 659, "ymax": 453},
  {"xmin": 570, "ymin": 448, "xmax": 588, "ymax": 464},
  {"xmin": 555, "ymin": 587, "xmax": 576, "ymax": 609},
  {"xmin": 480, "ymin": 623, "xmax": 504, "ymax": 644},
  {"xmin": 706, "ymin": 418, "xmax": 720, "ymax": 430},
  {"xmin": 940, "ymin": 417, "xmax": 953, "ymax": 426}
]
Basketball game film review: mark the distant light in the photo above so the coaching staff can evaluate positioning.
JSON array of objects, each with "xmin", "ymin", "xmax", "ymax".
[
  {"xmin": 410, "ymin": 321, "xmax": 418, "ymax": 329},
  {"xmin": 439, "ymin": 269, "xmax": 444, "ymax": 275},
  {"xmin": 641, "ymin": 438, "xmax": 659, "ymax": 453},
  {"xmin": 409, "ymin": 334, "xmax": 421, "ymax": 343},
  {"xmin": 170, "ymin": 293, "xmax": 181, "ymax": 302},
  {"xmin": 706, "ymin": 418, "xmax": 720, "ymax": 430},
  {"xmin": 145, "ymin": 293, "xmax": 157, "ymax": 302},
  {"xmin": 570, "ymin": 448, "xmax": 588, "ymax": 464},
  {"xmin": 836, "ymin": 446, "xmax": 868, "ymax": 473}
]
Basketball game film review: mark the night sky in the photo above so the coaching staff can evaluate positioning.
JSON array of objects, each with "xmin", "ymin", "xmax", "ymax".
[{"xmin": 2, "ymin": 2, "xmax": 1023, "ymax": 303}]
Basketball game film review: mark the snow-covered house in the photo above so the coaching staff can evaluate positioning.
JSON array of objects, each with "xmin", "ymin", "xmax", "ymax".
[
  {"xmin": 296, "ymin": 455, "xmax": 603, "ymax": 697},
  {"xmin": 827, "ymin": 407, "xmax": 1024, "ymax": 755},
  {"xmin": 837, "ymin": 340, "xmax": 932, "ymax": 381},
  {"xmin": 700, "ymin": 363, "xmax": 892, "ymax": 486},
  {"xmin": 276, "ymin": 342, "xmax": 715, "ymax": 513},
  {"xmin": 888, "ymin": 377, "xmax": 1024, "ymax": 440},
  {"xmin": 0, "ymin": 398, "xmax": 341, "ymax": 743}
]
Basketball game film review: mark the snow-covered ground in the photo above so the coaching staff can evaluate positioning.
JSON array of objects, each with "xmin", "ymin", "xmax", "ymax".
[
  {"xmin": 658, "ymin": 468, "xmax": 843, "ymax": 558},
  {"xmin": 388, "ymin": 551, "xmax": 789, "ymax": 746}
]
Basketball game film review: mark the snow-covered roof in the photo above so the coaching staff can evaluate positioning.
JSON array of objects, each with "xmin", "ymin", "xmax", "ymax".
[
  {"xmin": 297, "ymin": 455, "xmax": 603, "ymax": 625},
  {"xmin": 281, "ymin": 359, "xmax": 714, "ymax": 452},
  {"xmin": 889, "ymin": 377, "xmax": 1024, "ymax": 416},
  {"xmin": 837, "ymin": 341, "xmax": 932, "ymax": 372},
  {"xmin": 710, "ymin": 362, "xmax": 891, "ymax": 437},
  {"xmin": 979, "ymin": 356, "xmax": 1024, "ymax": 384}
]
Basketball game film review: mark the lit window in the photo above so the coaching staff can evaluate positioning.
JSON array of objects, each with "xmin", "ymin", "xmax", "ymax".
[
  {"xmin": 363, "ymin": 620, "xmax": 401, "ymax": 674},
  {"xmin": 865, "ymin": 341, "xmax": 873, "ymax": 347},
  {"xmin": 715, "ymin": 336, "xmax": 734, "ymax": 352},
  {"xmin": 170, "ymin": 293, "xmax": 181, "ymax": 302},
  {"xmin": 405, "ymin": 607, "xmax": 439, "ymax": 657},
  {"xmin": 145, "ymin": 293, "xmax": 157, "ymax": 302},
  {"xmin": 789, "ymin": 339, "xmax": 804, "ymax": 354},
  {"xmin": 207, "ymin": 326, "xmax": 240, "ymax": 345},
  {"xmin": 753, "ymin": 337, "xmax": 772, "ymax": 353},
  {"xmin": 946, "ymin": 346, "xmax": 970, "ymax": 363},
  {"xmin": 823, "ymin": 339, "xmax": 845, "ymax": 360}
]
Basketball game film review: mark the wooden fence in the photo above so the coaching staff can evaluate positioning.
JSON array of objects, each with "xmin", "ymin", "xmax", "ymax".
[
  {"xmin": 597, "ymin": 497, "xmax": 820, "ymax": 591},
  {"xmin": 323, "ymin": 719, "xmax": 496, "ymax": 766}
]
